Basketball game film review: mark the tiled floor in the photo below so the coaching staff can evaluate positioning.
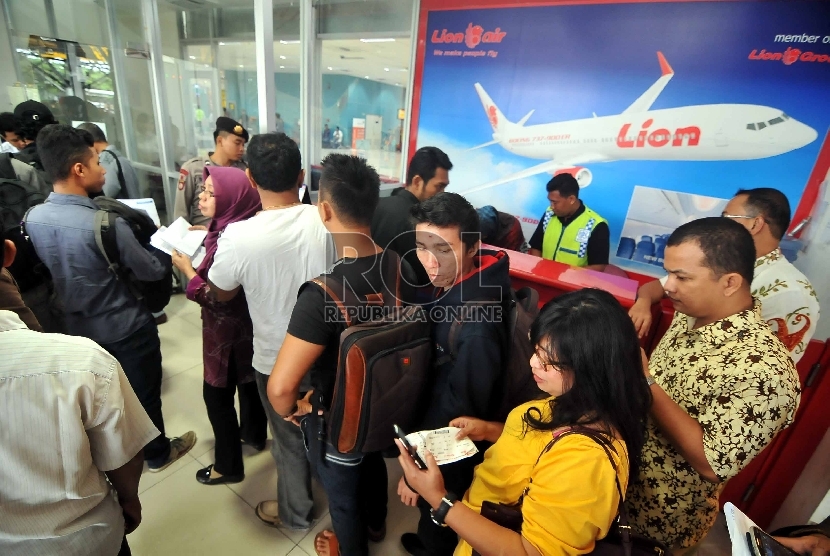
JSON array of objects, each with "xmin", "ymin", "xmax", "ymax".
[
  {"xmin": 132, "ymin": 293, "xmax": 732, "ymax": 556},
  {"xmin": 130, "ymin": 293, "xmax": 420, "ymax": 555}
]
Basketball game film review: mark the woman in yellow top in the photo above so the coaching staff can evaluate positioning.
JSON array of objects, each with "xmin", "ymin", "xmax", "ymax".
[{"xmin": 397, "ymin": 288, "xmax": 652, "ymax": 556}]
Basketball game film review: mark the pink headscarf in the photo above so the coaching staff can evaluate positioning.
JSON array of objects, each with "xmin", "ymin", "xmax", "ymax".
[{"xmin": 198, "ymin": 165, "xmax": 261, "ymax": 273}]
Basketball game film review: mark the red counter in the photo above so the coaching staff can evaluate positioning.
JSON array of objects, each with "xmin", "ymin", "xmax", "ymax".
[{"xmin": 490, "ymin": 245, "xmax": 639, "ymax": 309}]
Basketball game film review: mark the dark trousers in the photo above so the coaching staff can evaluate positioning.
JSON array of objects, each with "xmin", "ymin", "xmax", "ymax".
[
  {"xmin": 416, "ymin": 454, "xmax": 482, "ymax": 555},
  {"xmin": 101, "ymin": 320, "xmax": 169, "ymax": 464},
  {"xmin": 303, "ymin": 420, "xmax": 388, "ymax": 556},
  {"xmin": 202, "ymin": 355, "xmax": 267, "ymax": 476}
]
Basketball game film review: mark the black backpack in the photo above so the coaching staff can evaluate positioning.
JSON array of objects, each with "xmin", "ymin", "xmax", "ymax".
[
  {"xmin": 91, "ymin": 197, "xmax": 172, "ymax": 313},
  {"xmin": 12, "ymin": 146, "xmax": 52, "ymax": 193},
  {"xmin": 437, "ymin": 286, "xmax": 546, "ymax": 422},
  {"xmin": 0, "ymin": 153, "xmax": 49, "ymax": 292}
]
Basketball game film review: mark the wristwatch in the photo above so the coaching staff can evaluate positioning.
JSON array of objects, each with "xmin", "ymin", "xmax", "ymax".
[
  {"xmin": 645, "ymin": 374, "xmax": 656, "ymax": 387},
  {"xmin": 430, "ymin": 491, "xmax": 458, "ymax": 527}
]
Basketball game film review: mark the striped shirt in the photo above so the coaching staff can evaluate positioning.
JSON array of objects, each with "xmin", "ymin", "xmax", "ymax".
[{"xmin": 0, "ymin": 311, "xmax": 159, "ymax": 555}]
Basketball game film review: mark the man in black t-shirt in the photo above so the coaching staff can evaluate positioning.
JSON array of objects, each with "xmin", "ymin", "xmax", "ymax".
[
  {"xmin": 371, "ymin": 146, "xmax": 452, "ymax": 288},
  {"xmin": 268, "ymin": 154, "xmax": 414, "ymax": 556}
]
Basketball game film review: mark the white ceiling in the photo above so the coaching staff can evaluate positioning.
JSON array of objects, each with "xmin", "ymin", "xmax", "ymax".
[{"xmin": 184, "ymin": 38, "xmax": 411, "ymax": 87}]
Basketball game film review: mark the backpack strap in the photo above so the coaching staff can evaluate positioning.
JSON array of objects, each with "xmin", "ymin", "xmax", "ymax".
[
  {"xmin": 0, "ymin": 153, "xmax": 16, "ymax": 180},
  {"xmin": 93, "ymin": 210, "xmax": 145, "ymax": 302},
  {"xmin": 106, "ymin": 149, "xmax": 127, "ymax": 197}
]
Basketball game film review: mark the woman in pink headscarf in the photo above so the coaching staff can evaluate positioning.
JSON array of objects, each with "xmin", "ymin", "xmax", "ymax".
[{"xmin": 172, "ymin": 165, "xmax": 267, "ymax": 485}]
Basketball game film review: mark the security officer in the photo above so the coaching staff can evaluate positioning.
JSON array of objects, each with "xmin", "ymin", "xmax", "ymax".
[
  {"xmin": 174, "ymin": 117, "xmax": 248, "ymax": 227},
  {"xmin": 528, "ymin": 173, "xmax": 610, "ymax": 270}
]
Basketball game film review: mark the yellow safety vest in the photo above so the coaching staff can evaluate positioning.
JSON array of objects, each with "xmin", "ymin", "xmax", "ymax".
[{"xmin": 541, "ymin": 205, "xmax": 607, "ymax": 267}]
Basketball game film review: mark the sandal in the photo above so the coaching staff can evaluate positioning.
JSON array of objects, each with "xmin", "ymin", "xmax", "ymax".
[
  {"xmin": 314, "ymin": 530, "xmax": 340, "ymax": 556},
  {"xmin": 255, "ymin": 500, "xmax": 282, "ymax": 528}
]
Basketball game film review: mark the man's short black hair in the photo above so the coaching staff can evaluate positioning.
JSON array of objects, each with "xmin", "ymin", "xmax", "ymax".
[
  {"xmin": 319, "ymin": 154, "xmax": 380, "ymax": 227},
  {"xmin": 0, "ymin": 112, "xmax": 21, "ymax": 137},
  {"xmin": 406, "ymin": 146, "xmax": 453, "ymax": 186},
  {"xmin": 246, "ymin": 132, "xmax": 302, "ymax": 193},
  {"xmin": 735, "ymin": 187, "xmax": 791, "ymax": 241},
  {"xmin": 667, "ymin": 217, "xmax": 755, "ymax": 286},
  {"xmin": 410, "ymin": 192, "xmax": 480, "ymax": 251},
  {"xmin": 36, "ymin": 124, "xmax": 95, "ymax": 183},
  {"xmin": 76, "ymin": 122, "xmax": 107, "ymax": 143},
  {"xmin": 546, "ymin": 173, "xmax": 579, "ymax": 198}
]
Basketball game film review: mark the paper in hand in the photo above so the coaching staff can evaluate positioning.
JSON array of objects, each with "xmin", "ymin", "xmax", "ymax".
[
  {"xmin": 405, "ymin": 427, "xmax": 479, "ymax": 466},
  {"xmin": 121, "ymin": 198, "xmax": 161, "ymax": 227}
]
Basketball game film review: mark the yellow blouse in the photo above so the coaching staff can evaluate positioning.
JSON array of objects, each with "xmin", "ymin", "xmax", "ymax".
[{"xmin": 454, "ymin": 398, "xmax": 629, "ymax": 556}]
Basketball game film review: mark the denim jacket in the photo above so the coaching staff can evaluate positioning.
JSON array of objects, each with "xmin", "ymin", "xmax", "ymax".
[{"xmin": 25, "ymin": 193, "xmax": 168, "ymax": 344}]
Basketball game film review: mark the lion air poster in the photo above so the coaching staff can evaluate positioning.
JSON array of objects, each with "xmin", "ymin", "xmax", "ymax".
[{"xmin": 413, "ymin": 0, "xmax": 830, "ymax": 274}]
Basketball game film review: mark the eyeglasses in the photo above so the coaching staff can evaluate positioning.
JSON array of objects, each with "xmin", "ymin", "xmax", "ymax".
[
  {"xmin": 198, "ymin": 185, "xmax": 215, "ymax": 197},
  {"xmin": 721, "ymin": 212, "xmax": 758, "ymax": 220}
]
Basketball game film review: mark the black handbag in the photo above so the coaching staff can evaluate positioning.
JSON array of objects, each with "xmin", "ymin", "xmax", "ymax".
[{"xmin": 473, "ymin": 427, "xmax": 668, "ymax": 556}]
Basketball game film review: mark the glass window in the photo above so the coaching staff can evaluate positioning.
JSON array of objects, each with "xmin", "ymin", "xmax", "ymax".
[
  {"xmin": 768, "ymin": 117, "xmax": 784, "ymax": 126},
  {"xmin": 757, "ymin": 122, "xmax": 767, "ymax": 130},
  {"xmin": 747, "ymin": 123, "xmax": 756, "ymax": 130},
  {"xmin": 313, "ymin": 0, "xmax": 414, "ymax": 184}
]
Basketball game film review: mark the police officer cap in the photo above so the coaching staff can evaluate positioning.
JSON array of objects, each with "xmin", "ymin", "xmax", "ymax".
[
  {"xmin": 214, "ymin": 117, "xmax": 249, "ymax": 142},
  {"xmin": 14, "ymin": 100, "xmax": 57, "ymax": 125}
]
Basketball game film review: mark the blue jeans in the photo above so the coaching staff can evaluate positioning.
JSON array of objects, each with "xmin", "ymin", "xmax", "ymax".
[
  {"xmin": 302, "ymin": 416, "xmax": 388, "ymax": 556},
  {"xmin": 101, "ymin": 320, "xmax": 169, "ymax": 464}
]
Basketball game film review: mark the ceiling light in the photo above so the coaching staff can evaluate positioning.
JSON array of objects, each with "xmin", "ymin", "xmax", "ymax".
[
  {"xmin": 280, "ymin": 65, "xmax": 285, "ymax": 69},
  {"xmin": 364, "ymin": 75, "xmax": 369, "ymax": 79},
  {"xmin": 327, "ymin": 66, "xmax": 333, "ymax": 70},
  {"xmin": 280, "ymin": 40, "xmax": 300, "ymax": 44},
  {"xmin": 279, "ymin": 55, "xmax": 286, "ymax": 59},
  {"xmin": 360, "ymin": 38, "xmax": 395, "ymax": 43},
  {"xmin": 238, "ymin": 64, "xmax": 244, "ymax": 68},
  {"xmin": 189, "ymin": 55, "xmax": 196, "ymax": 59},
  {"xmin": 383, "ymin": 68, "xmax": 389, "ymax": 71},
  {"xmin": 218, "ymin": 42, "xmax": 225, "ymax": 46}
]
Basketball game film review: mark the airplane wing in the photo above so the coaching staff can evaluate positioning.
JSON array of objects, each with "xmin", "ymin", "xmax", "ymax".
[
  {"xmin": 621, "ymin": 51, "xmax": 674, "ymax": 114},
  {"xmin": 460, "ymin": 154, "xmax": 606, "ymax": 195}
]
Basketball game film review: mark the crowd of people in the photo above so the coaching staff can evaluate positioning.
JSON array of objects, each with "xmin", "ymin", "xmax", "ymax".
[{"xmin": 0, "ymin": 107, "xmax": 824, "ymax": 556}]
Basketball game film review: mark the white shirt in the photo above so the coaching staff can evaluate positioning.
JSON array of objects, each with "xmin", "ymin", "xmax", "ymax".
[
  {"xmin": 1, "ymin": 141, "xmax": 19, "ymax": 154},
  {"xmin": 659, "ymin": 248, "xmax": 820, "ymax": 362},
  {"xmin": 0, "ymin": 311, "xmax": 159, "ymax": 556},
  {"xmin": 208, "ymin": 205, "xmax": 333, "ymax": 374},
  {"xmin": 751, "ymin": 248, "xmax": 820, "ymax": 362}
]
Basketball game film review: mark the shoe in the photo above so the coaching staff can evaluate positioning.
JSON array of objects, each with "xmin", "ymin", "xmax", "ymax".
[
  {"xmin": 241, "ymin": 437, "xmax": 266, "ymax": 452},
  {"xmin": 255, "ymin": 500, "xmax": 283, "ymax": 528},
  {"xmin": 147, "ymin": 431, "xmax": 196, "ymax": 473},
  {"xmin": 196, "ymin": 464, "xmax": 243, "ymax": 485},
  {"xmin": 401, "ymin": 533, "xmax": 428, "ymax": 556},
  {"xmin": 154, "ymin": 312, "xmax": 168, "ymax": 325},
  {"xmin": 368, "ymin": 523, "xmax": 386, "ymax": 543}
]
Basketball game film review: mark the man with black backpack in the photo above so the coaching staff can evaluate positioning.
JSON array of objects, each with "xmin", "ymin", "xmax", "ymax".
[
  {"xmin": 398, "ymin": 192, "xmax": 519, "ymax": 556},
  {"xmin": 12, "ymin": 100, "xmax": 57, "ymax": 192},
  {"xmin": 268, "ymin": 154, "xmax": 418, "ymax": 556},
  {"xmin": 23, "ymin": 124, "xmax": 195, "ymax": 472}
]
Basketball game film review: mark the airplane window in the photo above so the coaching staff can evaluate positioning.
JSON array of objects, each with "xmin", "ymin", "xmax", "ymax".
[
  {"xmin": 757, "ymin": 122, "xmax": 767, "ymax": 130},
  {"xmin": 769, "ymin": 117, "xmax": 784, "ymax": 125},
  {"xmin": 782, "ymin": 113, "xmax": 791, "ymax": 120},
  {"xmin": 747, "ymin": 123, "xmax": 756, "ymax": 130}
]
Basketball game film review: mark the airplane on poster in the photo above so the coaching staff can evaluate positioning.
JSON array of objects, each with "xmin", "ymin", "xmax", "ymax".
[{"xmin": 463, "ymin": 51, "xmax": 818, "ymax": 194}]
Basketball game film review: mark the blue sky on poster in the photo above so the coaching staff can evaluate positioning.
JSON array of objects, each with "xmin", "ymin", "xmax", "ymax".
[{"xmin": 415, "ymin": 0, "xmax": 830, "ymax": 264}]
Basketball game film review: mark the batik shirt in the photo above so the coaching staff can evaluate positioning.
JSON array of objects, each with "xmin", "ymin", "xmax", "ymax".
[
  {"xmin": 751, "ymin": 248, "xmax": 819, "ymax": 362},
  {"xmin": 625, "ymin": 302, "xmax": 800, "ymax": 548}
]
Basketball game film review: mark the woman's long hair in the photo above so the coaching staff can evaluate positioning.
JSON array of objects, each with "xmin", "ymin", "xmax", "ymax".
[{"xmin": 523, "ymin": 288, "xmax": 652, "ymax": 482}]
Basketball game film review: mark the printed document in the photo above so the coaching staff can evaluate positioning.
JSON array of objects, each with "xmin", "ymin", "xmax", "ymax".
[{"xmin": 405, "ymin": 427, "xmax": 479, "ymax": 466}]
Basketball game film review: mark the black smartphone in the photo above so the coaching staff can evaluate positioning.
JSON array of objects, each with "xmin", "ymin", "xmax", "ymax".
[
  {"xmin": 748, "ymin": 527, "xmax": 799, "ymax": 556},
  {"xmin": 393, "ymin": 424, "xmax": 427, "ymax": 470}
]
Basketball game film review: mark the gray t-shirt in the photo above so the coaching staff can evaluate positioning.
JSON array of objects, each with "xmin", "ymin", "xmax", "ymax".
[{"xmin": 99, "ymin": 147, "xmax": 140, "ymax": 199}]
